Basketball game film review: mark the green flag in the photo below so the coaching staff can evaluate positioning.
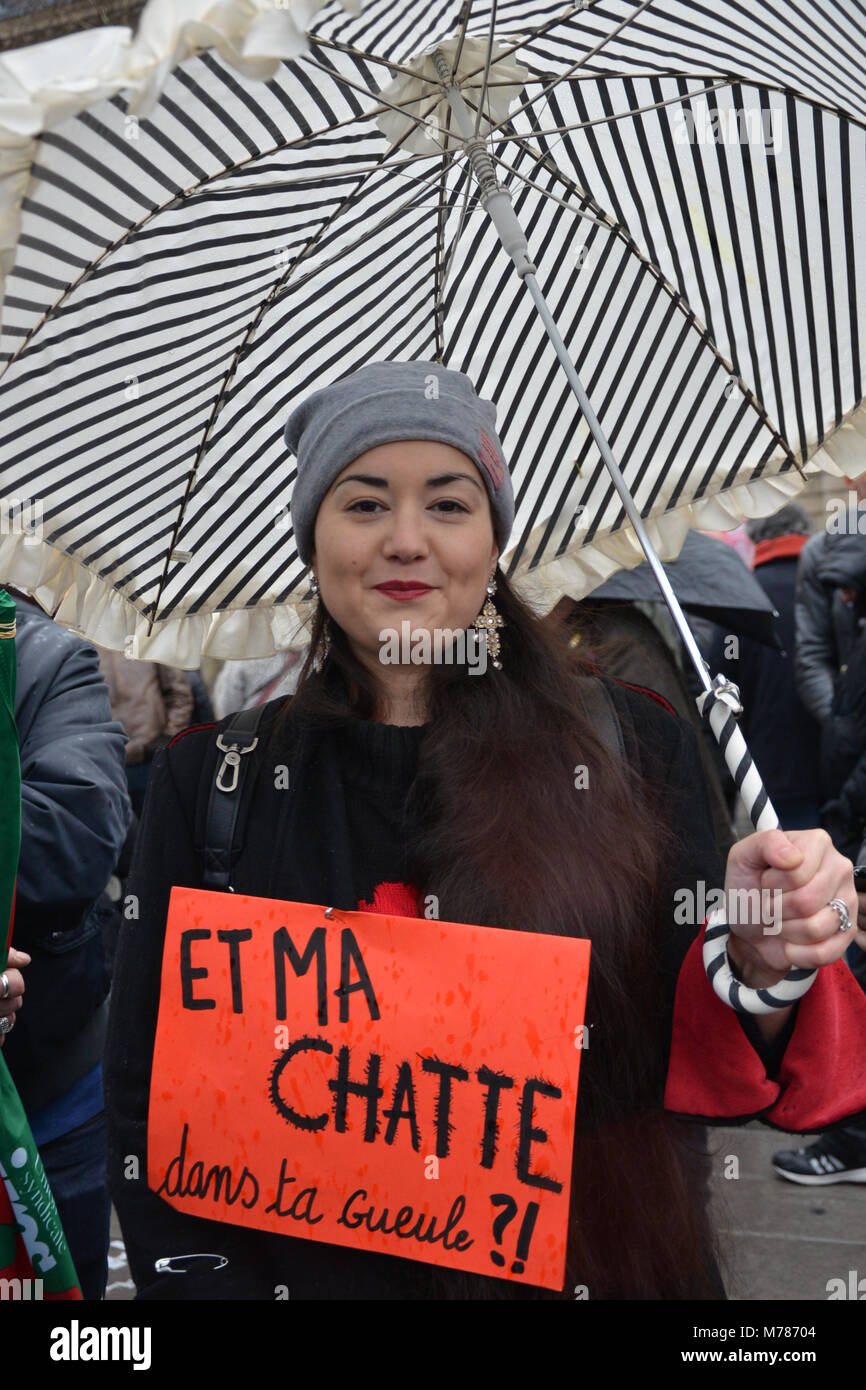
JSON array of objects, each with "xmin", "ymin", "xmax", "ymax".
[{"xmin": 0, "ymin": 589, "xmax": 18, "ymax": 944}]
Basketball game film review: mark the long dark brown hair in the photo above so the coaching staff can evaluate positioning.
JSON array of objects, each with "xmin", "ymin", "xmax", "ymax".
[{"xmin": 282, "ymin": 570, "xmax": 722, "ymax": 1298}]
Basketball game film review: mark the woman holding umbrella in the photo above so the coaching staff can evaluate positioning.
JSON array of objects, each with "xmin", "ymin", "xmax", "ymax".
[{"xmin": 106, "ymin": 360, "xmax": 866, "ymax": 1301}]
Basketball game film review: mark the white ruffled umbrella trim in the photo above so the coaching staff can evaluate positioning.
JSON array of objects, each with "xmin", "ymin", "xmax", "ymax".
[
  {"xmin": 3, "ymin": 401, "xmax": 864, "ymax": 667},
  {"xmin": 519, "ymin": 411, "xmax": 866, "ymax": 616},
  {"xmin": 0, "ymin": 0, "xmax": 354, "ymax": 317}
]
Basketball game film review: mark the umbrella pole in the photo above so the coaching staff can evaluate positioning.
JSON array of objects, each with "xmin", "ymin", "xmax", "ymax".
[
  {"xmin": 523, "ymin": 277, "xmax": 779, "ymax": 835},
  {"xmin": 436, "ymin": 54, "xmax": 781, "ymax": 838}
]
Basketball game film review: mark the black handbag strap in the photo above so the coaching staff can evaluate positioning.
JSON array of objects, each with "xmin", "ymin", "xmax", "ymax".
[{"xmin": 202, "ymin": 704, "xmax": 268, "ymax": 891}]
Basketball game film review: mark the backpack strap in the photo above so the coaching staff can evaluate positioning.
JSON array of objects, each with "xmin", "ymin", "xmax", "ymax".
[
  {"xmin": 202, "ymin": 704, "xmax": 268, "ymax": 891},
  {"xmin": 581, "ymin": 675, "xmax": 627, "ymax": 762},
  {"xmin": 199, "ymin": 679, "xmax": 626, "ymax": 892}
]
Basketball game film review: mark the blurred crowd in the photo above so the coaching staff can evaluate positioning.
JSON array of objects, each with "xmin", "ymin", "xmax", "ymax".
[{"xmin": 4, "ymin": 478, "xmax": 866, "ymax": 1297}]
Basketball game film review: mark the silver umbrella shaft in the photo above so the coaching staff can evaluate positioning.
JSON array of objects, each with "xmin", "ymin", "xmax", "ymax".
[
  {"xmin": 525, "ymin": 274, "xmax": 781, "ymax": 833},
  {"xmin": 522, "ymin": 273, "xmax": 711, "ymax": 689},
  {"xmin": 436, "ymin": 52, "xmax": 779, "ymax": 834}
]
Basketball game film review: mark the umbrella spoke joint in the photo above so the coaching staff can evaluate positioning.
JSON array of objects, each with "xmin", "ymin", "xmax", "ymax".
[{"xmin": 433, "ymin": 49, "xmax": 536, "ymax": 279}]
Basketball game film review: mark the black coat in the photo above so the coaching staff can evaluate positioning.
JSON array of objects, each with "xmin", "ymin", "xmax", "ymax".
[
  {"xmin": 795, "ymin": 524, "xmax": 866, "ymax": 722},
  {"xmin": 710, "ymin": 543, "xmax": 821, "ymax": 811},
  {"xmin": 819, "ymin": 619, "xmax": 866, "ymax": 859},
  {"xmin": 801, "ymin": 533, "xmax": 866, "ymax": 857}
]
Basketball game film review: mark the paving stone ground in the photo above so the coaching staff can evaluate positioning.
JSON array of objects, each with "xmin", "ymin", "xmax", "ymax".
[{"xmin": 709, "ymin": 1122, "xmax": 866, "ymax": 1301}]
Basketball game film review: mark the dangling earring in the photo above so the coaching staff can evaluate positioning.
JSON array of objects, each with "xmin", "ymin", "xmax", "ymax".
[
  {"xmin": 473, "ymin": 570, "xmax": 504, "ymax": 670},
  {"xmin": 307, "ymin": 570, "xmax": 319, "ymax": 600},
  {"xmin": 312, "ymin": 611, "xmax": 332, "ymax": 671}
]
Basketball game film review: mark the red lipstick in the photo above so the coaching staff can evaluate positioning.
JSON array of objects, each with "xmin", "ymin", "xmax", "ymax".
[{"xmin": 373, "ymin": 582, "xmax": 434, "ymax": 600}]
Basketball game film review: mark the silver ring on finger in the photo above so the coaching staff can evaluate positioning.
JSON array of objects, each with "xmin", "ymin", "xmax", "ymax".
[
  {"xmin": 0, "ymin": 1015, "xmax": 13, "ymax": 1034},
  {"xmin": 0, "ymin": 973, "xmax": 8, "ymax": 1000},
  {"xmin": 828, "ymin": 897, "xmax": 853, "ymax": 933}
]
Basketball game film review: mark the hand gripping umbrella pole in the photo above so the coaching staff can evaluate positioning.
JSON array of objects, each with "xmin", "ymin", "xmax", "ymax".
[{"xmin": 434, "ymin": 53, "xmax": 818, "ymax": 1012}]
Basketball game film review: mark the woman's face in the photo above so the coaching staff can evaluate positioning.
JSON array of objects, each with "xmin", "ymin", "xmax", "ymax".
[{"xmin": 311, "ymin": 440, "xmax": 499, "ymax": 669}]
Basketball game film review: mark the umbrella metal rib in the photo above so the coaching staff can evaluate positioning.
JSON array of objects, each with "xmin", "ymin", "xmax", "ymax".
[
  {"xmin": 472, "ymin": 0, "xmax": 499, "ymax": 137},
  {"xmin": 151, "ymin": 107, "xmax": 457, "ymax": 626},
  {"xmin": 489, "ymin": 107, "xmax": 807, "ymax": 471},
  {"xmin": 466, "ymin": 0, "xmax": 658, "ymax": 138},
  {"xmin": 435, "ymin": 43, "xmax": 786, "ymax": 855}
]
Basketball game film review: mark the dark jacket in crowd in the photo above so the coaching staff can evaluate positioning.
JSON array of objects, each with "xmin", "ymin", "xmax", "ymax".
[
  {"xmin": 795, "ymin": 519, "xmax": 866, "ymax": 723},
  {"xmin": 3, "ymin": 596, "xmax": 130, "ymax": 1112},
  {"xmin": 710, "ymin": 534, "xmax": 821, "ymax": 818},
  {"xmin": 186, "ymin": 670, "xmax": 215, "ymax": 726},
  {"xmin": 811, "ymin": 534, "xmax": 866, "ymax": 857}
]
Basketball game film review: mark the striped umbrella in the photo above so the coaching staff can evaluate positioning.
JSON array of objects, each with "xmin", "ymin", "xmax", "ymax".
[
  {"xmin": 0, "ymin": 590, "xmax": 82, "ymax": 1300},
  {"xmin": 1, "ymin": 0, "xmax": 864, "ymax": 900},
  {"xmin": 1, "ymin": 0, "xmax": 863, "ymax": 671}
]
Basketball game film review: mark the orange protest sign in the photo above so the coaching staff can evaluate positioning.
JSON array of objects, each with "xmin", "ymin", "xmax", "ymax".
[{"xmin": 148, "ymin": 888, "xmax": 590, "ymax": 1291}]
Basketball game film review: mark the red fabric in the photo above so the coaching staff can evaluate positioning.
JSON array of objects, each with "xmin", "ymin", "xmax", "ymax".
[
  {"xmin": 0, "ymin": 1185, "xmax": 82, "ymax": 1300},
  {"xmin": 357, "ymin": 880, "xmax": 421, "ymax": 917},
  {"xmin": 168, "ymin": 722, "xmax": 216, "ymax": 748},
  {"xmin": 753, "ymin": 534, "xmax": 809, "ymax": 567},
  {"xmin": 664, "ymin": 922, "xmax": 781, "ymax": 1118},
  {"xmin": 0, "ymin": 1181, "xmax": 34, "ymax": 1283},
  {"xmin": 665, "ymin": 920, "xmax": 866, "ymax": 1128},
  {"xmin": 770, "ymin": 960, "xmax": 866, "ymax": 1129},
  {"xmin": 612, "ymin": 679, "xmax": 677, "ymax": 717}
]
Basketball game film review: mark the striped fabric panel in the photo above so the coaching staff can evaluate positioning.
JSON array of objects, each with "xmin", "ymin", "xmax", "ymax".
[{"xmin": 1, "ymin": 0, "xmax": 864, "ymax": 646}]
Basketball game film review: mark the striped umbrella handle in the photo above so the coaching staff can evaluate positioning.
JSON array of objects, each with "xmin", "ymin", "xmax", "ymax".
[
  {"xmin": 695, "ymin": 679, "xmax": 817, "ymax": 1013},
  {"xmin": 696, "ymin": 681, "xmax": 779, "ymax": 833}
]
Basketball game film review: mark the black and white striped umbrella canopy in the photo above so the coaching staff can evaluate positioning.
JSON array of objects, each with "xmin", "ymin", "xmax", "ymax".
[{"xmin": 1, "ymin": 0, "xmax": 864, "ymax": 664}]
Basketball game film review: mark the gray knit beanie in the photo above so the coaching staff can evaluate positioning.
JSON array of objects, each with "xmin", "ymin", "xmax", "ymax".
[{"xmin": 284, "ymin": 360, "xmax": 514, "ymax": 564}]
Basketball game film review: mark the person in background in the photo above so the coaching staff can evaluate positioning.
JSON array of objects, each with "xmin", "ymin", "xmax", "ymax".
[
  {"xmin": 700, "ymin": 522, "xmax": 756, "ymax": 570},
  {"xmin": 709, "ymin": 504, "xmax": 821, "ymax": 831},
  {"xmin": 3, "ymin": 591, "xmax": 129, "ymax": 1298},
  {"xmin": 212, "ymin": 648, "xmax": 305, "ymax": 718},
  {"xmin": 95, "ymin": 647, "xmax": 193, "ymax": 818},
  {"xmin": 795, "ymin": 474, "xmax": 866, "ymax": 729},
  {"xmin": 769, "ymin": 510, "xmax": 866, "ymax": 1185},
  {"xmin": 186, "ymin": 669, "xmax": 215, "ymax": 726},
  {"xmin": 546, "ymin": 597, "xmax": 734, "ymax": 860},
  {"xmin": 816, "ymin": 534, "xmax": 866, "ymax": 857}
]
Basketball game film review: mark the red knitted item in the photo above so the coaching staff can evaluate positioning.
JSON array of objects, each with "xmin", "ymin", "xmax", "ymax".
[{"xmin": 357, "ymin": 880, "xmax": 421, "ymax": 918}]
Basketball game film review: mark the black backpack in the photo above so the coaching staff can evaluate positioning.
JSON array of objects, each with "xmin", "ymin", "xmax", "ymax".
[{"xmin": 201, "ymin": 677, "xmax": 629, "ymax": 891}]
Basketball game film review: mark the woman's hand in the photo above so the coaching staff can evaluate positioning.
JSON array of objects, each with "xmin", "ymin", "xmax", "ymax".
[
  {"xmin": 723, "ymin": 828, "xmax": 862, "ymax": 989},
  {"xmin": 0, "ymin": 946, "xmax": 31, "ymax": 1046}
]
